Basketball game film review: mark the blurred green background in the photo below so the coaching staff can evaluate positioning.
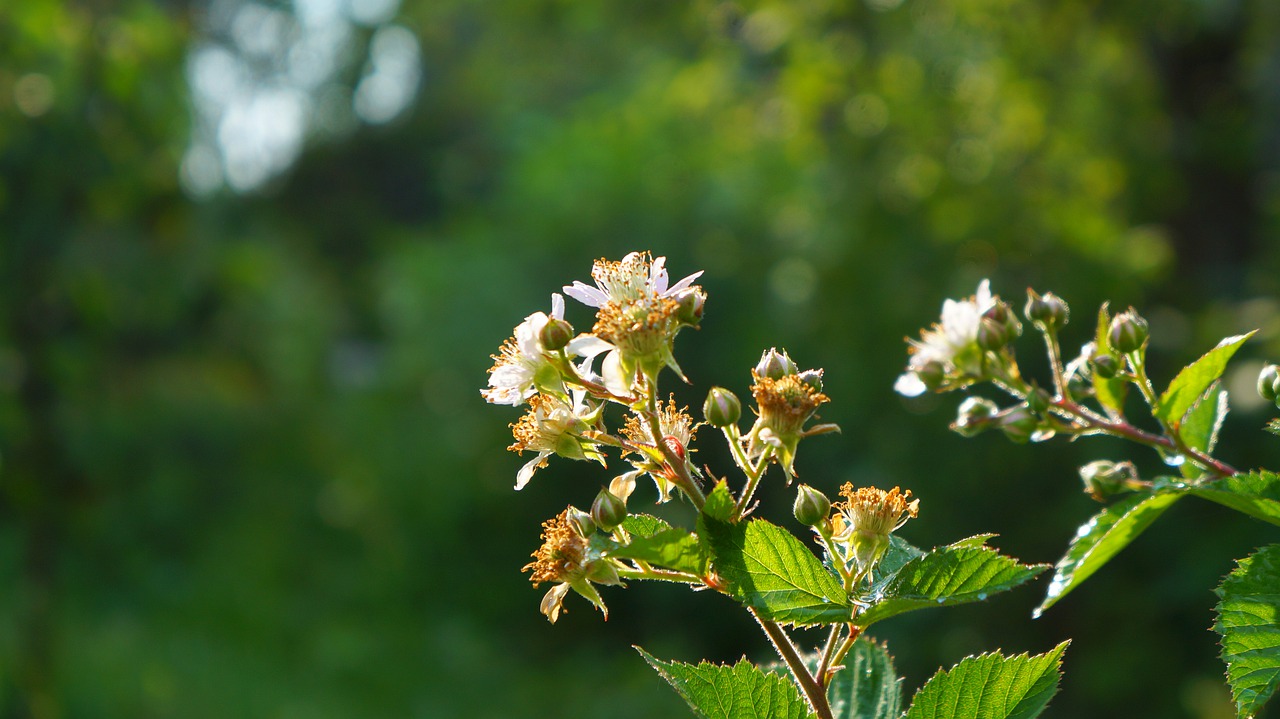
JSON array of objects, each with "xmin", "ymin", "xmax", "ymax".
[{"xmin": 3, "ymin": 0, "xmax": 1280, "ymax": 716}]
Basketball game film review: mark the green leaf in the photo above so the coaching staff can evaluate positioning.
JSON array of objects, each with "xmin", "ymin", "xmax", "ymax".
[
  {"xmin": 702, "ymin": 479, "xmax": 736, "ymax": 522},
  {"xmin": 1093, "ymin": 303, "xmax": 1129, "ymax": 418},
  {"xmin": 856, "ymin": 538, "xmax": 1047, "ymax": 628},
  {"xmin": 622, "ymin": 513, "xmax": 674, "ymax": 538},
  {"xmin": 700, "ymin": 517, "xmax": 852, "ymax": 626},
  {"xmin": 904, "ymin": 641, "xmax": 1069, "ymax": 719},
  {"xmin": 1034, "ymin": 492, "xmax": 1181, "ymax": 616},
  {"xmin": 637, "ymin": 647, "xmax": 814, "ymax": 719},
  {"xmin": 1266, "ymin": 419, "xmax": 1280, "ymax": 437},
  {"xmin": 1179, "ymin": 387, "xmax": 1228, "ymax": 479},
  {"xmin": 1214, "ymin": 545, "xmax": 1280, "ymax": 719},
  {"xmin": 1156, "ymin": 331, "xmax": 1255, "ymax": 430},
  {"xmin": 828, "ymin": 637, "xmax": 902, "ymax": 719},
  {"xmin": 609, "ymin": 527, "xmax": 708, "ymax": 575},
  {"xmin": 1192, "ymin": 471, "xmax": 1280, "ymax": 527}
]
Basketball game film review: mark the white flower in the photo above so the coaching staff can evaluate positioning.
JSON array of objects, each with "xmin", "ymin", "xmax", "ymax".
[
  {"xmin": 563, "ymin": 251, "xmax": 703, "ymax": 308},
  {"xmin": 482, "ymin": 294, "xmax": 568, "ymax": 406},
  {"xmin": 895, "ymin": 280, "xmax": 994, "ymax": 397}
]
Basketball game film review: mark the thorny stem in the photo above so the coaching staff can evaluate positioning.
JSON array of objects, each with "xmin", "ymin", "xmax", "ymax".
[
  {"xmin": 615, "ymin": 566, "xmax": 702, "ymax": 584},
  {"xmin": 815, "ymin": 624, "xmax": 842, "ymax": 688},
  {"xmin": 824, "ymin": 625, "xmax": 863, "ymax": 683},
  {"xmin": 752, "ymin": 609, "xmax": 833, "ymax": 719},
  {"xmin": 733, "ymin": 442, "xmax": 774, "ymax": 519},
  {"xmin": 1040, "ymin": 325, "xmax": 1067, "ymax": 398}
]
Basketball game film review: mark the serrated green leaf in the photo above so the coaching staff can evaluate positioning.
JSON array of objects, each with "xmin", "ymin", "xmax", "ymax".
[
  {"xmin": 609, "ymin": 527, "xmax": 708, "ymax": 575},
  {"xmin": 1093, "ymin": 303, "xmax": 1129, "ymax": 418},
  {"xmin": 1035, "ymin": 492, "xmax": 1181, "ymax": 616},
  {"xmin": 700, "ymin": 517, "xmax": 852, "ymax": 626},
  {"xmin": 1156, "ymin": 332, "xmax": 1255, "ymax": 430},
  {"xmin": 904, "ymin": 641, "xmax": 1069, "ymax": 719},
  {"xmin": 1214, "ymin": 545, "xmax": 1280, "ymax": 719},
  {"xmin": 828, "ymin": 637, "xmax": 902, "ymax": 719},
  {"xmin": 637, "ymin": 647, "xmax": 815, "ymax": 719},
  {"xmin": 1179, "ymin": 387, "xmax": 1228, "ymax": 479},
  {"xmin": 622, "ymin": 513, "xmax": 674, "ymax": 538},
  {"xmin": 1192, "ymin": 471, "xmax": 1280, "ymax": 527},
  {"xmin": 703, "ymin": 479, "xmax": 736, "ymax": 522},
  {"xmin": 856, "ymin": 540, "xmax": 1047, "ymax": 628}
]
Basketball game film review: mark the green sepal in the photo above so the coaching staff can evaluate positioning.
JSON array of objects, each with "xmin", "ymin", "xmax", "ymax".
[
  {"xmin": 856, "ymin": 537, "xmax": 1047, "ymax": 628},
  {"xmin": 1155, "ymin": 331, "xmax": 1255, "ymax": 431},
  {"xmin": 1034, "ymin": 491, "xmax": 1181, "ymax": 616},
  {"xmin": 828, "ymin": 637, "xmax": 903, "ymax": 719},
  {"xmin": 903, "ymin": 642, "xmax": 1069, "ymax": 719},
  {"xmin": 1214, "ymin": 545, "xmax": 1280, "ymax": 719},
  {"xmin": 637, "ymin": 648, "xmax": 815, "ymax": 719},
  {"xmin": 1191, "ymin": 470, "xmax": 1280, "ymax": 527},
  {"xmin": 700, "ymin": 517, "xmax": 852, "ymax": 626}
]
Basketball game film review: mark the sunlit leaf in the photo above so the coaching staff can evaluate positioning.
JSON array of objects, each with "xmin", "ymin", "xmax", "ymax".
[
  {"xmin": 1035, "ymin": 492, "xmax": 1181, "ymax": 616},
  {"xmin": 1214, "ymin": 545, "xmax": 1280, "ymax": 719},
  {"xmin": 1156, "ymin": 332, "xmax": 1254, "ymax": 431},
  {"xmin": 828, "ymin": 637, "xmax": 902, "ymax": 719},
  {"xmin": 903, "ymin": 642, "xmax": 1069, "ymax": 719},
  {"xmin": 1192, "ymin": 471, "xmax": 1280, "ymax": 527},
  {"xmin": 637, "ymin": 647, "xmax": 814, "ymax": 719}
]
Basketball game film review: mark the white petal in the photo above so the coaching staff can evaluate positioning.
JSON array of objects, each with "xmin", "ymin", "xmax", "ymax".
[
  {"xmin": 563, "ymin": 282, "xmax": 608, "ymax": 308},
  {"xmin": 650, "ymin": 256, "xmax": 669, "ymax": 294},
  {"xmin": 515, "ymin": 312, "xmax": 550, "ymax": 355},
  {"xmin": 515, "ymin": 451, "xmax": 551, "ymax": 490},
  {"xmin": 894, "ymin": 372, "xmax": 927, "ymax": 397},
  {"xmin": 481, "ymin": 386, "xmax": 525, "ymax": 405},
  {"xmin": 975, "ymin": 279, "xmax": 992, "ymax": 309},
  {"xmin": 551, "ymin": 293, "xmax": 565, "ymax": 320},
  {"xmin": 602, "ymin": 350, "xmax": 631, "ymax": 396},
  {"xmin": 665, "ymin": 270, "xmax": 704, "ymax": 296},
  {"xmin": 565, "ymin": 334, "xmax": 613, "ymax": 358}
]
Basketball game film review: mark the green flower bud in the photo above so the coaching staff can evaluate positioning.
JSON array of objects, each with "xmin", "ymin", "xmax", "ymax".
[
  {"xmin": 999, "ymin": 406, "xmax": 1038, "ymax": 444},
  {"xmin": 797, "ymin": 369, "xmax": 824, "ymax": 393},
  {"xmin": 1091, "ymin": 352, "xmax": 1121, "ymax": 380},
  {"xmin": 568, "ymin": 507, "xmax": 596, "ymax": 537},
  {"xmin": 539, "ymin": 317, "xmax": 574, "ymax": 352},
  {"xmin": 1258, "ymin": 364, "xmax": 1280, "ymax": 404},
  {"xmin": 755, "ymin": 348, "xmax": 797, "ymax": 380},
  {"xmin": 793, "ymin": 484, "xmax": 832, "ymax": 528},
  {"xmin": 703, "ymin": 386, "xmax": 742, "ymax": 427},
  {"xmin": 1079, "ymin": 460, "xmax": 1138, "ymax": 501},
  {"xmin": 591, "ymin": 488, "xmax": 628, "ymax": 532},
  {"xmin": 953, "ymin": 396, "xmax": 999, "ymax": 437},
  {"xmin": 977, "ymin": 318, "xmax": 1008, "ymax": 352},
  {"xmin": 1025, "ymin": 289, "xmax": 1069, "ymax": 328},
  {"xmin": 673, "ymin": 287, "xmax": 706, "ymax": 326},
  {"xmin": 983, "ymin": 302, "xmax": 1022, "ymax": 344},
  {"xmin": 1108, "ymin": 308, "xmax": 1149, "ymax": 354}
]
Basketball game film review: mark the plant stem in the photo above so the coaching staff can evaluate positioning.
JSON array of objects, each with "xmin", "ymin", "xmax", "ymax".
[
  {"xmin": 615, "ymin": 566, "xmax": 702, "ymax": 583},
  {"xmin": 825, "ymin": 624, "xmax": 863, "ymax": 679},
  {"xmin": 815, "ymin": 624, "xmax": 842, "ymax": 688},
  {"xmin": 643, "ymin": 383, "xmax": 706, "ymax": 510},
  {"xmin": 752, "ymin": 609, "xmax": 833, "ymax": 719},
  {"xmin": 733, "ymin": 445, "xmax": 774, "ymax": 520},
  {"xmin": 1040, "ymin": 326, "xmax": 1067, "ymax": 397}
]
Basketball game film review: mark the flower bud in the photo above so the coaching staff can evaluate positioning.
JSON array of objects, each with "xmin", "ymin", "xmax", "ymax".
[
  {"xmin": 1079, "ymin": 460, "xmax": 1138, "ymax": 501},
  {"xmin": 568, "ymin": 507, "xmax": 595, "ymax": 537},
  {"xmin": 977, "ymin": 318, "xmax": 1008, "ymax": 352},
  {"xmin": 539, "ymin": 317, "xmax": 574, "ymax": 352},
  {"xmin": 1025, "ymin": 289, "xmax": 1069, "ymax": 328},
  {"xmin": 673, "ymin": 287, "xmax": 706, "ymax": 326},
  {"xmin": 703, "ymin": 386, "xmax": 742, "ymax": 427},
  {"xmin": 797, "ymin": 369, "xmax": 824, "ymax": 393},
  {"xmin": 983, "ymin": 302, "xmax": 1022, "ymax": 344},
  {"xmin": 1108, "ymin": 308, "xmax": 1149, "ymax": 354},
  {"xmin": 591, "ymin": 488, "xmax": 628, "ymax": 532},
  {"xmin": 953, "ymin": 396, "xmax": 999, "ymax": 437},
  {"xmin": 793, "ymin": 484, "xmax": 831, "ymax": 528},
  {"xmin": 755, "ymin": 348, "xmax": 797, "ymax": 380},
  {"xmin": 1091, "ymin": 352, "xmax": 1121, "ymax": 380},
  {"xmin": 999, "ymin": 406, "xmax": 1038, "ymax": 444},
  {"xmin": 1258, "ymin": 364, "xmax": 1280, "ymax": 404}
]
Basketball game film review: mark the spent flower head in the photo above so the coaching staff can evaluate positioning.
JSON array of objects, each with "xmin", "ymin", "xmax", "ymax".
[
  {"xmin": 749, "ymin": 359, "xmax": 829, "ymax": 478},
  {"xmin": 895, "ymin": 280, "xmax": 999, "ymax": 397},
  {"xmin": 621, "ymin": 397, "xmax": 698, "ymax": 502},
  {"xmin": 831, "ymin": 484, "xmax": 919, "ymax": 578},
  {"xmin": 508, "ymin": 392, "xmax": 605, "ymax": 489},
  {"xmin": 523, "ymin": 508, "xmax": 618, "ymax": 623}
]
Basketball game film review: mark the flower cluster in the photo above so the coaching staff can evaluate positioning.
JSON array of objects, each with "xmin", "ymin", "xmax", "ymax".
[
  {"xmin": 830, "ymin": 484, "xmax": 919, "ymax": 578},
  {"xmin": 894, "ymin": 280, "xmax": 1022, "ymax": 397},
  {"xmin": 522, "ymin": 507, "xmax": 619, "ymax": 623}
]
